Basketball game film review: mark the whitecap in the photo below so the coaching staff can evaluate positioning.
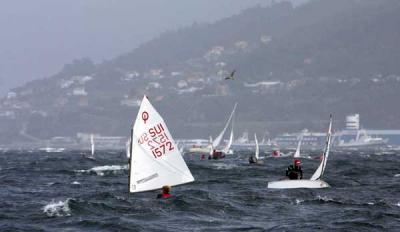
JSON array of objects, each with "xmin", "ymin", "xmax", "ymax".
[
  {"xmin": 396, "ymin": 202, "xmax": 400, "ymax": 207},
  {"xmin": 75, "ymin": 165, "xmax": 128, "ymax": 176},
  {"xmin": 316, "ymin": 195, "xmax": 333, "ymax": 202},
  {"xmin": 71, "ymin": 181, "xmax": 80, "ymax": 185},
  {"xmin": 394, "ymin": 174, "xmax": 400, "ymax": 177},
  {"xmin": 212, "ymin": 163, "xmax": 237, "ymax": 170},
  {"xmin": 295, "ymin": 199, "xmax": 304, "ymax": 205},
  {"xmin": 43, "ymin": 199, "xmax": 71, "ymax": 217},
  {"xmin": 367, "ymin": 202, "xmax": 374, "ymax": 205}
]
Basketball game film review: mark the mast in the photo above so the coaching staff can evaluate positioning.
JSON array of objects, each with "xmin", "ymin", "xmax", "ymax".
[{"xmin": 128, "ymin": 126, "xmax": 133, "ymax": 193}]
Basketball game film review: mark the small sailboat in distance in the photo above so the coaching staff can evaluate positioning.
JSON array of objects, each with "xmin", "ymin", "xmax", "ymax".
[
  {"xmin": 128, "ymin": 96, "xmax": 194, "ymax": 193},
  {"xmin": 90, "ymin": 134, "xmax": 95, "ymax": 157},
  {"xmin": 293, "ymin": 135, "xmax": 302, "ymax": 158},
  {"xmin": 268, "ymin": 115, "xmax": 333, "ymax": 189},
  {"xmin": 221, "ymin": 115, "xmax": 234, "ymax": 155},
  {"xmin": 249, "ymin": 133, "xmax": 263, "ymax": 164},
  {"xmin": 84, "ymin": 134, "xmax": 96, "ymax": 160}
]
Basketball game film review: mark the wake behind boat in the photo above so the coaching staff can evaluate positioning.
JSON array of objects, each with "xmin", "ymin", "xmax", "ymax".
[
  {"xmin": 128, "ymin": 96, "xmax": 194, "ymax": 193},
  {"xmin": 268, "ymin": 115, "xmax": 333, "ymax": 189}
]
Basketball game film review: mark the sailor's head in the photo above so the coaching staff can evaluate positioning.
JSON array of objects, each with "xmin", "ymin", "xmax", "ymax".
[
  {"xmin": 162, "ymin": 185, "xmax": 171, "ymax": 194},
  {"xmin": 294, "ymin": 159, "xmax": 301, "ymax": 166}
]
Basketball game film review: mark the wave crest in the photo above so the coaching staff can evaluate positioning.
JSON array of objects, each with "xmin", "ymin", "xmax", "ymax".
[
  {"xmin": 43, "ymin": 199, "xmax": 72, "ymax": 217},
  {"xmin": 75, "ymin": 165, "xmax": 128, "ymax": 176}
]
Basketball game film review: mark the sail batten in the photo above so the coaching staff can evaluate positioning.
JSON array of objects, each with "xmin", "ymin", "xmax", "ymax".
[{"xmin": 129, "ymin": 96, "xmax": 194, "ymax": 193}]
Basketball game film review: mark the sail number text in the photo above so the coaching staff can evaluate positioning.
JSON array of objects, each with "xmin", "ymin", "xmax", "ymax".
[{"xmin": 138, "ymin": 123, "xmax": 174, "ymax": 158}]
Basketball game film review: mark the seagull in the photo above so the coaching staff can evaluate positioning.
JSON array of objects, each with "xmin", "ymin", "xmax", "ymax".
[{"xmin": 224, "ymin": 70, "xmax": 236, "ymax": 80}]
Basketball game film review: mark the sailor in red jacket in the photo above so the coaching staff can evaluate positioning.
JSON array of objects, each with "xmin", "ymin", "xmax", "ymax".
[{"xmin": 157, "ymin": 185, "xmax": 172, "ymax": 199}]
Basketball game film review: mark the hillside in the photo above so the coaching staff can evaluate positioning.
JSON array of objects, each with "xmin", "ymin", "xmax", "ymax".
[{"xmin": 1, "ymin": 0, "xmax": 400, "ymax": 145}]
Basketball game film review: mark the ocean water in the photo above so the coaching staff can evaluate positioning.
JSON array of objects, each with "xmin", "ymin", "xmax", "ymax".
[{"xmin": 0, "ymin": 149, "xmax": 399, "ymax": 231}]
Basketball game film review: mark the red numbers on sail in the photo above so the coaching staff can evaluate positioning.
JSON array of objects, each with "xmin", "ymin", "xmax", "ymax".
[{"xmin": 137, "ymin": 123, "xmax": 174, "ymax": 158}]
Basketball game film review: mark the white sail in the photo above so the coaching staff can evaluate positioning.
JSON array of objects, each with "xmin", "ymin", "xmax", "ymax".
[
  {"xmin": 90, "ymin": 134, "xmax": 95, "ymax": 156},
  {"xmin": 254, "ymin": 133, "xmax": 259, "ymax": 159},
  {"xmin": 129, "ymin": 96, "xmax": 194, "ymax": 193},
  {"xmin": 209, "ymin": 136, "xmax": 214, "ymax": 156},
  {"xmin": 222, "ymin": 120, "xmax": 234, "ymax": 154},
  {"xmin": 293, "ymin": 136, "xmax": 302, "ymax": 158},
  {"xmin": 310, "ymin": 115, "xmax": 333, "ymax": 181},
  {"xmin": 212, "ymin": 103, "xmax": 237, "ymax": 148}
]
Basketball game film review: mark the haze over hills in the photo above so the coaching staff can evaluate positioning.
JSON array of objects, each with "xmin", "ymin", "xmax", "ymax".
[
  {"xmin": 1, "ymin": 0, "xmax": 400, "ymax": 146},
  {"xmin": 0, "ymin": 0, "xmax": 281, "ymax": 94}
]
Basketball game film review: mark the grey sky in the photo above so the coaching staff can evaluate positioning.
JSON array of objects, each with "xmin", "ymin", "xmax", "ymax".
[{"xmin": 0, "ymin": 0, "xmax": 306, "ymax": 94}]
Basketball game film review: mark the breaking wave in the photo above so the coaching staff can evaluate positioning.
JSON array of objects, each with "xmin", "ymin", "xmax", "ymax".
[
  {"xmin": 43, "ymin": 199, "xmax": 72, "ymax": 217},
  {"xmin": 75, "ymin": 165, "xmax": 128, "ymax": 176}
]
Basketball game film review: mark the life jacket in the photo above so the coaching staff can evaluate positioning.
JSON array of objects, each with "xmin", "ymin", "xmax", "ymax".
[{"xmin": 162, "ymin": 193, "xmax": 171, "ymax": 198}]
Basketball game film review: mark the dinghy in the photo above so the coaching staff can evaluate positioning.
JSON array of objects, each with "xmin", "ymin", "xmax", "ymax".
[
  {"xmin": 268, "ymin": 115, "xmax": 333, "ymax": 189},
  {"xmin": 90, "ymin": 134, "xmax": 95, "ymax": 157},
  {"xmin": 128, "ymin": 96, "xmax": 194, "ymax": 193},
  {"xmin": 293, "ymin": 135, "xmax": 302, "ymax": 158},
  {"xmin": 249, "ymin": 133, "xmax": 263, "ymax": 164},
  {"xmin": 209, "ymin": 136, "xmax": 225, "ymax": 160},
  {"xmin": 188, "ymin": 103, "xmax": 237, "ymax": 153},
  {"xmin": 221, "ymin": 120, "xmax": 234, "ymax": 155}
]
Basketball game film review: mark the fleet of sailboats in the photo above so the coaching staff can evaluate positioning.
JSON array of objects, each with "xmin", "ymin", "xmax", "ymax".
[{"xmin": 56, "ymin": 95, "xmax": 336, "ymax": 193}]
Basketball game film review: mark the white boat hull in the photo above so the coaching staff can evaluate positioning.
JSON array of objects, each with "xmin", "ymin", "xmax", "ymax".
[
  {"xmin": 267, "ymin": 179, "xmax": 330, "ymax": 189},
  {"xmin": 188, "ymin": 147, "xmax": 211, "ymax": 153}
]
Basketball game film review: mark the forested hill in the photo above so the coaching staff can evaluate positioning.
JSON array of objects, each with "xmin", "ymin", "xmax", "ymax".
[{"xmin": 1, "ymin": 0, "xmax": 400, "ymax": 145}]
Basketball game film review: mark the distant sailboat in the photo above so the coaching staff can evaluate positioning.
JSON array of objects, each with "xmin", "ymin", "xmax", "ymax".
[
  {"xmin": 90, "ymin": 134, "xmax": 95, "ymax": 157},
  {"xmin": 293, "ymin": 136, "xmax": 302, "ymax": 158},
  {"xmin": 128, "ymin": 96, "xmax": 194, "ymax": 193},
  {"xmin": 212, "ymin": 103, "xmax": 237, "ymax": 149},
  {"xmin": 268, "ymin": 115, "xmax": 333, "ymax": 189},
  {"xmin": 255, "ymin": 134, "xmax": 260, "ymax": 160},
  {"xmin": 188, "ymin": 103, "xmax": 237, "ymax": 153},
  {"xmin": 249, "ymin": 134, "xmax": 263, "ymax": 164},
  {"xmin": 221, "ymin": 113, "xmax": 235, "ymax": 155}
]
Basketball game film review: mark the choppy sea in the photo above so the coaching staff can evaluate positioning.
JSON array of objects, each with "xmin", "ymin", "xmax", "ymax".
[{"xmin": 0, "ymin": 149, "xmax": 399, "ymax": 231}]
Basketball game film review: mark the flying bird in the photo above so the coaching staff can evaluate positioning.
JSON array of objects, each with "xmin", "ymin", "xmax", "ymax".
[{"xmin": 224, "ymin": 70, "xmax": 236, "ymax": 80}]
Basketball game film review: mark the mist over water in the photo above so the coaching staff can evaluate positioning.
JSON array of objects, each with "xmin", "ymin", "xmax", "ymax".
[{"xmin": 0, "ymin": 149, "xmax": 399, "ymax": 231}]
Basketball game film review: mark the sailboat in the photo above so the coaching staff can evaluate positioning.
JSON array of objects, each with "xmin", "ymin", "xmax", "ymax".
[
  {"xmin": 268, "ymin": 115, "xmax": 333, "ymax": 189},
  {"xmin": 249, "ymin": 133, "xmax": 263, "ymax": 164},
  {"xmin": 128, "ymin": 96, "xmax": 194, "ymax": 193},
  {"xmin": 293, "ymin": 135, "xmax": 302, "ymax": 158},
  {"xmin": 221, "ymin": 116, "xmax": 234, "ymax": 155},
  {"xmin": 188, "ymin": 103, "xmax": 237, "ymax": 153},
  {"xmin": 90, "ymin": 134, "xmax": 95, "ymax": 157},
  {"xmin": 208, "ymin": 135, "xmax": 225, "ymax": 159}
]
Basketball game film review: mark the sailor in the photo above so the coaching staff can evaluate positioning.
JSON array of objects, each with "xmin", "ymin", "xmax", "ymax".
[
  {"xmin": 157, "ymin": 185, "xmax": 172, "ymax": 199},
  {"xmin": 286, "ymin": 159, "xmax": 303, "ymax": 180}
]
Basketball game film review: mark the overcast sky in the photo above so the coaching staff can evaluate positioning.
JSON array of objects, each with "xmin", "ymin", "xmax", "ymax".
[{"xmin": 0, "ymin": 0, "xmax": 307, "ymax": 94}]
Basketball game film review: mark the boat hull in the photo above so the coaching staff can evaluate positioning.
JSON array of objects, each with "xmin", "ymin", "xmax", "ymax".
[{"xmin": 267, "ymin": 179, "xmax": 330, "ymax": 189}]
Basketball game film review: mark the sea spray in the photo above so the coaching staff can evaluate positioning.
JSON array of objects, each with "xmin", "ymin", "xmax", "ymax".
[{"xmin": 43, "ymin": 199, "xmax": 71, "ymax": 217}]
